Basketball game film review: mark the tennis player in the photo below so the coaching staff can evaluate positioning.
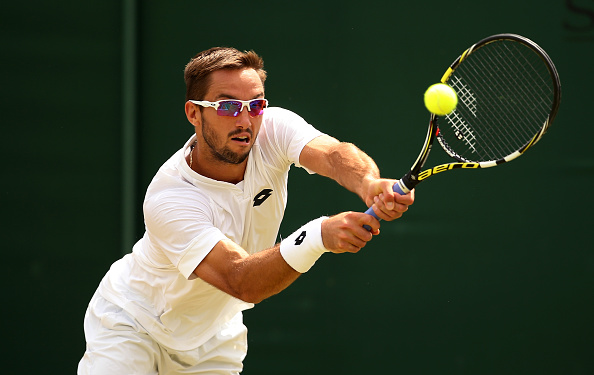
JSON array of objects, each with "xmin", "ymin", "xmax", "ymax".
[{"xmin": 78, "ymin": 47, "xmax": 414, "ymax": 374}]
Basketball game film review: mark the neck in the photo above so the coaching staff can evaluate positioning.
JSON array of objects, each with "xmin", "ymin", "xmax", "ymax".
[{"xmin": 190, "ymin": 141, "xmax": 248, "ymax": 184}]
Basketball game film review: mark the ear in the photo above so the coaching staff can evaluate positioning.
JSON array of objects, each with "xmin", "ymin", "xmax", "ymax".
[{"xmin": 185, "ymin": 101, "xmax": 202, "ymax": 127}]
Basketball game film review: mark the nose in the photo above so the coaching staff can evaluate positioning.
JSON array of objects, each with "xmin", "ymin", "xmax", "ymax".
[{"xmin": 235, "ymin": 107, "xmax": 252, "ymax": 128}]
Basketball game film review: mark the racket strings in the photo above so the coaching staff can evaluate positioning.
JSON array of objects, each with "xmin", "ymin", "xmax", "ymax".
[
  {"xmin": 466, "ymin": 46, "xmax": 542, "ymax": 154},
  {"xmin": 440, "ymin": 40, "xmax": 555, "ymax": 163},
  {"xmin": 482, "ymin": 42, "xmax": 549, "ymax": 146}
]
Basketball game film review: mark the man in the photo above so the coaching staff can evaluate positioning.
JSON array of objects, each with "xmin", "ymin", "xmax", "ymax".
[{"xmin": 78, "ymin": 47, "xmax": 414, "ymax": 374}]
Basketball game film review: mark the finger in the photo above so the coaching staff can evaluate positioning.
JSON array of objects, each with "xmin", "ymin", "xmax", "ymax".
[
  {"xmin": 394, "ymin": 189, "xmax": 415, "ymax": 205},
  {"xmin": 360, "ymin": 213, "xmax": 381, "ymax": 234},
  {"xmin": 383, "ymin": 190, "xmax": 413, "ymax": 214},
  {"xmin": 381, "ymin": 189, "xmax": 396, "ymax": 211},
  {"xmin": 331, "ymin": 236, "xmax": 366, "ymax": 254},
  {"xmin": 372, "ymin": 196, "xmax": 399, "ymax": 220},
  {"xmin": 345, "ymin": 230, "xmax": 374, "ymax": 252},
  {"xmin": 392, "ymin": 201, "xmax": 409, "ymax": 213},
  {"xmin": 373, "ymin": 199, "xmax": 411, "ymax": 221}
]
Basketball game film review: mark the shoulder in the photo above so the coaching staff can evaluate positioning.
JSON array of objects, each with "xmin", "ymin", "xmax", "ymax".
[
  {"xmin": 260, "ymin": 106, "xmax": 321, "ymax": 142},
  {"xmin": 144, "ymin": 160, "xmax": 214, "ymax": 220}
]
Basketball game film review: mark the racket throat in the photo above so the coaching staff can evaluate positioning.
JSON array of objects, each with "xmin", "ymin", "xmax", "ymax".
[{"xmin": 397, "ymin": 173, "xmax": 417, "ymax": 194}]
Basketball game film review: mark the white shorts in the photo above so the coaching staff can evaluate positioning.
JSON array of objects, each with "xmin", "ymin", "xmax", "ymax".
[{"xmin": 77, "ymin": 292, "xmax": 248, "ymax": 375}]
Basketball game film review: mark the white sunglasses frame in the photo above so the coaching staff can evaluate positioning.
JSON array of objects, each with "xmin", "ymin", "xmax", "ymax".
[{"xmin": 189, "ymin": 99, "xmax": 269, "ymax": 117}]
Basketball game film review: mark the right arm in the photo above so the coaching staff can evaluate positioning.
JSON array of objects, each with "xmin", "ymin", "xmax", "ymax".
[
  {"xmin": 193, "ymin": 212, "xmax": 380, "ymax": 304},
  {"xmin": 194, "ymin": 240, "xmax": 298, "ymax": 304}
]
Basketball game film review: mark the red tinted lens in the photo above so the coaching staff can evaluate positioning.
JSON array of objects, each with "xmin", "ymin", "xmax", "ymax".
[
  {"xmin": 216, "ymin": 101, "xmax": 242, "ymax": 117},
  {"xmin": 248, "ymin": 99, "xmax": 267, "ymax": 116}
]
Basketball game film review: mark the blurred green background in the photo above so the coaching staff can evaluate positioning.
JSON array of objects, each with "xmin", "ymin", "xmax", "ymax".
[{"xmin": 2, "ymin": 0, "xmax": 593, "ymax": 373}]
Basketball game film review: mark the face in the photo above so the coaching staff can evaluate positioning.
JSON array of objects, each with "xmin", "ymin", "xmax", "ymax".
[{"xmin": 194, "ymin": 68, "xmax": 265, "ymax": 165}]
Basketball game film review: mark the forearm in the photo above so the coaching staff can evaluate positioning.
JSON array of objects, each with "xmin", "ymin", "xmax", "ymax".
[
  {"xmin": 301, "ymin": 136, "xmax": 380, "ymax": 201},
  {"xmin": 231, "ymin": 245, "xmax": 301, "ymax": 303},
  {"xmin": 326, "ymin": 142, "xmax": 380, "ymax": 200},
  {"xmin": 194, "ymin": 240, "xmax": 301, "ymax": 304},
  {"xmin": 196, "ymin": 217, "xmax": 331, "ymax": 304},
  {"xmin": 300, "ymin": 135, "xmax": 413, "ymax": 219}
]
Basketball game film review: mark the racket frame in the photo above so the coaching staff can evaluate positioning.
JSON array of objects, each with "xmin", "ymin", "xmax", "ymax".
[{"xmin": 399, "ymin": 33, "xmax": 561, "ymax": 193}]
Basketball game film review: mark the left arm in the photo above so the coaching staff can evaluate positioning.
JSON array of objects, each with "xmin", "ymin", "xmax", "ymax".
[{"xmin": 299, "ymin": 134, "xmax": 414, "ymax": 221}]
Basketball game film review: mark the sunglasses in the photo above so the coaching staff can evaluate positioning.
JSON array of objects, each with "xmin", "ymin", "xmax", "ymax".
[{"xmin": 189, "ymin": 99, "xmax": 268, "ymax": 117}]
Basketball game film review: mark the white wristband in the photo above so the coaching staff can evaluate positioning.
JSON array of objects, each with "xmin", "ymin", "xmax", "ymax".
[{"xmin": 280, "ymin": 217, "xmax": 329, "ymax": 273}]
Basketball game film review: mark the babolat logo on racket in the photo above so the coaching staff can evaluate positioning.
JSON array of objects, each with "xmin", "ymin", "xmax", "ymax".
[
  {"xmin": 418, "ymin": 162, "xmax": 479, "ymax": 181},
  {"xmin": 253, "ymin": 189, "xmax": 273, "ymax": 207},
  {"xmin": 295, "ymin": 231, "xmax": 307, "ymax": 245}
]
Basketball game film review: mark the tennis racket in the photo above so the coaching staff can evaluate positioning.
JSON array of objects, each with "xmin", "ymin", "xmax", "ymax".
[{"xmin": 364, "ymin": 33, "xmax": 561, "ymax": 224}]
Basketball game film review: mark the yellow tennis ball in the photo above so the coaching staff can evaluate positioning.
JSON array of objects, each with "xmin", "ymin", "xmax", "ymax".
[{"xmin": 424, "ymin": 83, "xmax": 458, "ymax": 116}]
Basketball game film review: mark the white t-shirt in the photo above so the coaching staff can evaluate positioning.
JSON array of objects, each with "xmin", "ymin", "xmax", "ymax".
[{"xmin": 98, "ymin": 107, "xmax": 324, "ymax": 351}]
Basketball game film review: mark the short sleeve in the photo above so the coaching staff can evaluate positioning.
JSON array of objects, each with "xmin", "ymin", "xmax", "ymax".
[
  {"xmin": 261, "ymin": 107, "xmax": 324, "ymax": 173},
  {"xmin": 143, "ymin": 185, "xmax": 227, "ymax": 280}
]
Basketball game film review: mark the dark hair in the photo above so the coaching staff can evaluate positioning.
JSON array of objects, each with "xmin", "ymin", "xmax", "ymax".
[{"xmin": 184, "ymin": 47, "xmax": 267, "ymax": 101}]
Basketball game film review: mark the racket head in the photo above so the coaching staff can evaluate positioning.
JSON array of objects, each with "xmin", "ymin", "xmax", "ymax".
[{"xmin": 435, "ymin": 34, "xmax": 561, "ymax": 166}]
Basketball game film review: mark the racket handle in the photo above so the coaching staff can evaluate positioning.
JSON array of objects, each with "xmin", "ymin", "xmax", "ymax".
[
  {"xmin": 363, "ymin": 180, "xmax": 410, "ymax": 230},
  {"xmin": 392, "ymin": 180, "xmax": 410, "ymax": 195}
]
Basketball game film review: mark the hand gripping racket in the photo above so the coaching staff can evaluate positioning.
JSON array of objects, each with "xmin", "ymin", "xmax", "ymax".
[{"xmin": 364, "ymin": 33, "xmax": 561, "ymax": 224}]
